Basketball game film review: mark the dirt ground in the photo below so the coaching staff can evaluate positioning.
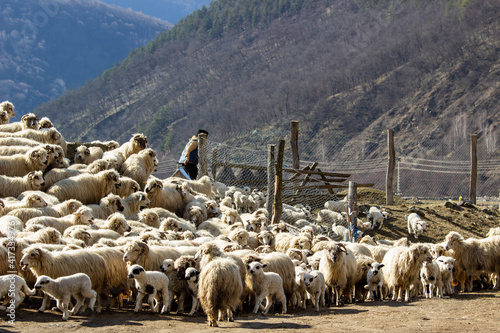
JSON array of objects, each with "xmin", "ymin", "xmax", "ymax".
[
  {"xmin": 4, "ymin": 290, "xmax": 500, "ymax": 332},
  {"xmin": 3, "ymin": 188, "xmax": 500, "ymax": 332}
]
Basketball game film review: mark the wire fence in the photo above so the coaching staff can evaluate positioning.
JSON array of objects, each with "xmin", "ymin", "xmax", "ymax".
[{"xmin": 154, "ymin": 127, "xmax": 500, "ymax": 208}]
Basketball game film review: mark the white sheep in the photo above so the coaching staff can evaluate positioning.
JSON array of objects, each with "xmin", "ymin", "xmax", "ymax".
[
  {"xmin": 365, "ymin": 262, "xmax": 385, "ymax": 301},
  {"xmin": 102, "ymin": 133, "xmax": 148, "ymax": 170},
  {"xmin": 128, "ymin": 264, "xmax": 170, "ymax": 314},
  {"xmin": 303, "ymin": 270, "xmax": 326, "ymax": 311},
  {"xmin": 144, "ymin": 178, "xmax": 185, "ymax": 216},
  {"xmin": 160, "ymin": 258, "xmax": 190, "ymax": 315},
  {"xmin": 324, "ymin": 196, "xmax": 347, "ymax": 212},
  {"xmin": 0, "ymin": 110, "xmax": 9, "ymax": 125},
  {"xmin": 381, "ymin": 243, "xmax": 432, "ymax": 302},
  {"xmin": 164, "ymin": 175, "xmax": 213, "ymax": 199},
  {"xmin": 47, "ymin": 170, "xmax": 121, "ymax": 205},
  {"xmin": 316, "ymin": 209, "xmax": 346, "ymax": 227},
  {"xmin": 2, "ymin": 193, "xmax": 48, "ymax": 214},
  {"xmin": 0, "ymin": 275, "xmax": 35, "ymax": 311},
  {"xmin": 25, "ymin": 206, "xmax": 94, "ymax": 234},
  {"xmin": 443, "ymin": 231, "xmax": 500, "ymax": 291},
  {"xmin": 406, "ymin": 213, "xmax": 428, "ymax": 240},
  {"xmin": 87, "ymin": 193, "xmax": 124, "ymax": 219},
  {"xmin": 74, "ymin": 145, "xmax": 104, "ymax": 165},
  {"xmin": 198, "ymin": 257, "xmax": 243, "ymax": 327},
  {"xmin": 20, "ymin": 246, "xmax": 108, "ymax": 312},
  {"xmin": 123, "ymin": 240, "xmax": 187, "ymax": 271},
  {"xmin": 120, "ymin": 148, "xmax": 157, "ymax": 190},
  {"xmin": 121, "ymin": 191, "xmax": 150, "ymax": 218},
  {"xmin": 247, "ymin": 261, "xmax": 287, "ymax": 314},
  {"xmin": 367, "ymin": 206, "xmax": 389, "ymax": 230},
  {"xmin": 0, "ymin": 127, "xmax": 66, "ymax": 153},
  {"xmin": 0, "ymin": 113, "xmax": 39, "ymax": 133},
  {"xmin": 421, "ymin": 260, "xmax": 441, "ymax": 299},
  {"xmin": 112, "ymin": 176, "xmax": 140, "ymax": 199},
  {"xmin": 34, "ymin": 274, "xmax": 97, "ymax": 320},
  {"xmin": 41, "ymin": 160, "xmax": 108, "ymax": 191},
  {"xmin": 0, "ymin": 101, "xmax": 15, "ymax": 117},
  {"xmin": 8, "ymin": 199, "xmax": 82, "ymax": 223},
  {"xmin": 436, "ymin": 256, "xmax": 456, "ymax": 296},
  {"xmin": 0, "ymin": 147, "xmax": 48, "ymax": 177}
]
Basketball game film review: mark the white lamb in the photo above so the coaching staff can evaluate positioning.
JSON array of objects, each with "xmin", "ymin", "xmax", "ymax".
[
  {"xmin": 128, "ymin": 264, "xmax": 170, "ymax": 314},
  {"xmin": 436, "ymin": 256, "xmax": 456, "ymax": 296},
  {"xmin": 365, "ymin": 262, "xmax": 385, "ymax": 301},
  {"xmin": 420, "ymin": 260, "xmax": 441, "ymax": 299},
  {"xmin": 0, "ymin": 275, "xmax": 35, "ymax": 311},
  {"xmin": 184, "ymin": 267, "xmax": 201, "ymax": 316},
  {"xmin": 247, "ymin": 261, "xmax": 287, "ymax": 315},
  {"xmin": 34, "ymin": 274, "xmax": 97, "ymax": 321},
  {"xmin": 367, "ymin": 206, "xmax": 389, "ymax": 230},
  {"xmin": 303, "ymin": 270, "xmax": 326, "ymax": 311},
  {"xmin": 324, "ymin": 196, "xmax": 347, "ymax": 213},
  {"xmin": 406, "ymin": 213, "xmax": 428, "ymax": 240}
]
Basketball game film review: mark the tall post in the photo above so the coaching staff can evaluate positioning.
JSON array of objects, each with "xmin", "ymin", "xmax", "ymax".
[
  {"xmin": 469, "ymin": 134, "xmax": 477, "ymax": 204},
  {"xmin": 386, "ymin": 129, "xmax": 395, "ymax": 205},
  {"xmin": 291, "ymin": 120, "xmax": 300, "ymax": 169},
  {"xmin": 266, "ymin": 144, "xmax": 276, "ymax": 218},
  {"xmin": 198, "ymin": 132, "xmax": 208, "ymax": 179},
  {"xmin": 211, "ymin": 148, "xmax": 218, "ymax": 181},
  {"xmin": 271, "ymin": 140, "xmax": 285, "ymax": 225},
  {"xmin": 348, "ymin": 181, "xmax": 358, "ymax": 242}
]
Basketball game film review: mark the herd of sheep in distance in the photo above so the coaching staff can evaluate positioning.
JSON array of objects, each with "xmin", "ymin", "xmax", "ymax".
[{"xmin": 0, "ymin": 100, "xmax": 499, "ymax": 327}]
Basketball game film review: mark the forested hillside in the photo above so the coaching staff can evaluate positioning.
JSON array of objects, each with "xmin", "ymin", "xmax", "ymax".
[
  {"xmin": 34, "ymin": 0, "xmax": 500, "ymax": 162},
  {"xmin": 1, "ymin": 0, "xmax": 170, "ymax": 119}
]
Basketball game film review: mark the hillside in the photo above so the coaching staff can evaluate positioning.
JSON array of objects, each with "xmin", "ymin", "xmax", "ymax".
[
  {"xmin": 0, "ymin": 0, "xmax": 171, "ymax": 118},
  {"xmin": 33, "ymin": 0, "xmax": 500, "ymax": 163}
]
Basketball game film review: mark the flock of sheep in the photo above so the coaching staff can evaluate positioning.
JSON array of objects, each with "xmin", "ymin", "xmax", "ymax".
[{"xmin": 1, "ymin": 100, "xmax": 500, "ymax": 327}]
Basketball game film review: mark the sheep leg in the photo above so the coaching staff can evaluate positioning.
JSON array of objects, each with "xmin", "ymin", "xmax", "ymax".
[
  {"xmin": 70, "ymin": 295, "xmax": 85, "ymax": 315},
  {"xmin": 148, "ymin": 292, "xmax": 158, "ymax": 313},
  {"xmin": 61, "ymin": 301, "xmax": 70, "ymax": 321},
  {"xmin": 134, "ymin": 292, "xmax": 145, "ymax": 313},
  {"xmin": 404, "ymin": 288, "xmax": 411, "ymax": 302},
  {"xmin": 160, "ymin": 289, "xmax": 170, "ymax": 314},
  {"xmin": 227, "ymin": 308, "xmax": 234, "ymax": 322},
  {"xmin": 262, "ymin": 294, "xmax": 273, "ymax": 315},
  {"xmin": 278, "ymin": 293, "xmax": 287, "ymax": 314},
  {"xmin": 188, "ymin": 296, "xmax": 198, "ymax": 316},
  {"xmin": 253, "ymin": 293, "xmax": 265, "ymax": 314},
  {"xmin": 38, "ymin": 293, "xmax": 51, "ymax": 312}
]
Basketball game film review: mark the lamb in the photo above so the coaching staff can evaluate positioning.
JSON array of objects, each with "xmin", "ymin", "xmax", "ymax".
[
  {"xmin": 443, "ymin": 231, "xmax": 500, "ymax": 291},
  {"xmin": 25, "ymin": 206, "xmax": 94, "ymax": 234},
  {"xmin": 324, "ymin": 196, "xmax": 347, "ymax": 212},
  {"xmin": 2, "ymin": 193, "xmax": 47, "ymax": 214},
  {"xmin": 303, "ymin": 270, "xmax": 326, "ymax": 311},
  {"xmin": 365, "ymin": 262, "xmax": 385, "ymax": 301},
  {"xmin": 316, "ymin": 209, "xmax": 347, "ymax": 227},
  {"xmin": 74, "ymin": 145, "xmax": 104, "ymax": 165},
  {"xmin": 0, "ymin": 110, "xmax": 9, "ymax": 125},
  {"xmin": 420, "ymin": 260, "xmax": 441, "ymax": 299},
  {"xmin": 103, "ymin": 133, "xmax": 148, "ymax": 170},
  {"xmin": 120, "ymin": 148, "xmax": 157, "ymax": 190},
  {"xmin": 0, "ymin": 113, "xmax": 39, "ymax": 133},
  {"xmin": 128, "ymin": 264, "xmax": 170, "ymax": 314},
  {"xmin": 34, "ymin": 274, "xmax": 97, "ymax": 320},
  {"xmin": 381, "ymin": 243, "xmax": 432, "ymax": 301},
  {"xmin": 406, "ymin": 213, "xmax": 429, "ymax": 240},
  {"xmin": 293, "ymin": 265, "xmax": 308, "ymax": 309},
  {"xmin": 8, "ymin": 199, "xmax": 82, "ymax": 223},
  {"xmin": 0, "ymin": 147, "xmax": 47, "ymax": 177},
  {"xmin": 367, "ymin": 206, "xmax": 389, "ymax": 230},
  {"xmin": 198, "ymin": 257, "xmax": 243, "ymax": 327},
  {"xmin": 144, "ymin": 178, "xmax": 185, "ymax": 216},
  {"xmin": 0, "ymin": 101, "xmax": 15, "ymax": 117},
  {"xmin": 47, "ymin": 170, "xmax": 121, "ymax": 205},
  {"xmin": 183, "ymin": 267, "xmax": 201, "ymax": 316},
  {"xmin": 436, "ymin": 256, "xmax": 456, "ymax": 296},
  {"xmin": 121, "ymin": 191, "xmax": 150, "ymax": 218},
  {"xmin": 0, "ymin": 275, "xmax": 35, "ymax": 311},
  {"xmin": 87, "ymin": 193, "xmax": 124, "ymax": 219},
  {"xmin": 160, "ymin": 259, "xmax": 190, "ymax": 314},
  {"xmin": 247, "ymin": 261, "xmax": 287, "ymax": 314},
  {"xmin": 319, "ymin": 241, "xmax": 357, "ymax": 306},
  {"xmin": 20, "ymin": 246, "xmax": 108, "ymax": 312}
]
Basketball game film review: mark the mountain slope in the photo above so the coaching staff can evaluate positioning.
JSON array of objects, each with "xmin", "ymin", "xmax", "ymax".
[
  {"xmin": 1, "ymin": 0, "xmax": 171, "ymax": 118},
  {"xmin": 33, "ymin": 0, "xmax": 500, "ymax": 162}
]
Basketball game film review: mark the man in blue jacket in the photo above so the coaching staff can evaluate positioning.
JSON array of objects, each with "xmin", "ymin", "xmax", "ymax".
[{"xmin": 178, "ymin": 129, "xmax": 208, "ymax": 180}]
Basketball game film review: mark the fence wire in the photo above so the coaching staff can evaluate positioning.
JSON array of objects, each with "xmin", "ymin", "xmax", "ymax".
[{"xmin": 154, "ymin": 128, "xmax": 500, "ymax": 207}]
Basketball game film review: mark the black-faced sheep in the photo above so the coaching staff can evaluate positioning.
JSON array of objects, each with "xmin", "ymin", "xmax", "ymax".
[
  {"xmin": 47, "ymin": 170, "xmax": 121, "ymax": 205},
  {"xmin": 34, "ymin": 273, "xmax": 97, "ymax": 320},
  {"xmin": 365, "ymin": 262, "xmax": 385, "ymax": 301}
]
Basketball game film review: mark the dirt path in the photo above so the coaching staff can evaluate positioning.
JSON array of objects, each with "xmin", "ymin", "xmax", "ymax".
[{"xmin": 5, "ymin": 291, "xmax": 499, "ymax": 333}]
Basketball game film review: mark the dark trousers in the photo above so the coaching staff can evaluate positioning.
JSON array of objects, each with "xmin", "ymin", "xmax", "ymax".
[{"xmin": 184, "ymin": 163, "xmax": 198, "ymax": 180}]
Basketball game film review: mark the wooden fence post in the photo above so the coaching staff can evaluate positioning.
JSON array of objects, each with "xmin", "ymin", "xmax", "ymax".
[
  {"xmin": 291, "ymin": 120, "xmax": 300, "ymax": 169},
  {"xmin": 469, "ymin": 134, "xmax": 477, "ymax": 204},
  {"xmin": 266, "ymin": 144, "xmax": 276, "ymax": 218},
  {"xmin": 386, "ymin": 129, "xmax": 395, "ymax": 205},
  {"xmin": 348, "ymin": 181, "xmax": 358, "ymax": 242},
  {"xmin": 211, "ymin": 148, "xmax": 218, "ymax": 181},
  {"xmin": 198, "ymin": 132, "xmax": 208, "ymax": 179},
  {"xmin": 271, "ymin": 140, "xmax": 285, "ymax": 225}
]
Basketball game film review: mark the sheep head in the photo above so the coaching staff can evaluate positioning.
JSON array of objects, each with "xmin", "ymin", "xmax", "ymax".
[
  {"xmin": 20, "ymin": 247, "xmax": 44, "ymax": 271},
  {"xmin": 106, "ymin": 213, "xmax": 131, "ymax": 234},
  {"xmin": 26, "ymin": 193, "xmax": 48, "ymax": 208},
  {"xmin": 444, "ymin": 231, "xmax": 463, "ymax": 250},
  {"xmin": 325, "ymin": 242, "xmax": 346, "ymax": 263},
  {"xmin": 21, "ymin": 113, "xmax": 40, "ymax": 130}
]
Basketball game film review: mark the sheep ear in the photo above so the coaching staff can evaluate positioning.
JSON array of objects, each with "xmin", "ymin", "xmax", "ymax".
[
  {"xmin": 31, "ymin": 150, "xmax": 38, "ymax": 158},
  {"xmin": 262, "ymin": 264, "xmax": 268, "ymax": 268},
  {"xmin": 379, "ymin": 264, "xmax": 385, "ymax": 268},
  {"xmin": 367, "ymin": 263, "xmax": 372, "ymax": 268}
]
